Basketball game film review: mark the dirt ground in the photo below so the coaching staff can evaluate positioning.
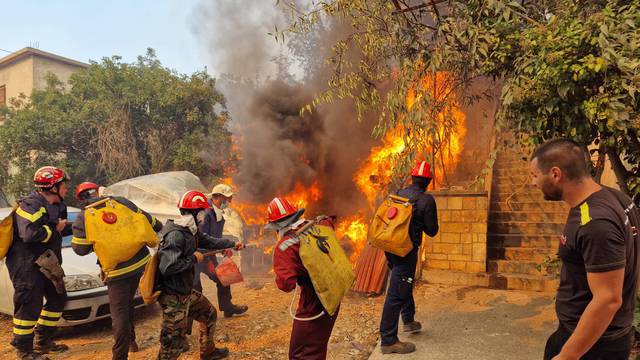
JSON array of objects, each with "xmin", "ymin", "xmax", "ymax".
[
  {"xmin": 0, "ymin": 277, "xmax": 563, "ymax": 360},
  {"xmin": 0, "ymin": 275, "xmax": 383, "ymax": 360}
]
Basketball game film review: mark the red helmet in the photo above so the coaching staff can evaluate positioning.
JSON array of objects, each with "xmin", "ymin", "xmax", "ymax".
[
  {"xmin": 266, "ymin": 197, "xmax": 298, "ymax": 223},
  {"xmin": 178, "ymin": 190, "xmax": 210, "ymax": 210},
  {"xmin": 34, "ymin": 166, "xmax": 69, "ymax": 188},
  {"xmin": 76, "ymin": 182, "xmax": 100, "ymax": 200},
  {"xmin": 411, "ymin": 161, "xmax": 433, "ymax": 178}
]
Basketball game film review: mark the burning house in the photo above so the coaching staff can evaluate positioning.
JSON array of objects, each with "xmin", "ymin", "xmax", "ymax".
[
  {"xmin": 193, "ymin": 1, "xmax": 555, "ymax": 293},
  {"xmin": 219, "ymin": 76, "xmax": 498, "ymax": 290}
]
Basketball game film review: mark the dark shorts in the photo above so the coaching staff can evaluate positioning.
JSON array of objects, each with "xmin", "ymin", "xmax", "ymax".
[{"xmin": 543, "ymin": 325, "xmax": 633, "ymax": 360}]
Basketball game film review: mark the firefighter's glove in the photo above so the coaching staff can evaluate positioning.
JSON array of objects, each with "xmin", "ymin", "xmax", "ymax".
[
  {"xmin": 36, "ymin": 249, "xmax": 66, "ymax": 294},
  {"xmin": 193, "ymin": 251, "xmax": 205, "ymax": 263}
]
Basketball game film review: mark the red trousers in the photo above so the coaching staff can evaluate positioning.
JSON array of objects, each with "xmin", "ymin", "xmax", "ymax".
[{"xmin": 288, "ymin": 308, "xmax": 339, "ymax": 360}]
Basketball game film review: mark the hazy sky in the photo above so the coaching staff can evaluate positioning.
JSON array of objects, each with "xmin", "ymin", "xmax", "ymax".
[{"xmin": 1, "ymin": 0, "xmax": 210, "ymax": 75}]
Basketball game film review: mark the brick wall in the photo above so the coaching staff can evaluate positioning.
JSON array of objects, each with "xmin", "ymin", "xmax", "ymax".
[{"xmin": 422, "ymin": 191, "xmax": 489, "ymax": 273}]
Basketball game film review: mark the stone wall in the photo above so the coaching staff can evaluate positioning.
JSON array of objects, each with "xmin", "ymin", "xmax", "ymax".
[{"xmin": 421, "ymin": 191, "xmax": 489, "ymax": 273}]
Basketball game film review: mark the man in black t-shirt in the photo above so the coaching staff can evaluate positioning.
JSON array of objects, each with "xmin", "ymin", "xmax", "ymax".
[{"xmin": 530, "ymin": 139, "xmax": 638, "ymax": 360}]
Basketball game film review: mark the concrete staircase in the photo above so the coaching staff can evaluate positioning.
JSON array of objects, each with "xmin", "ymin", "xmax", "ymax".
[{"xmin": 487, "ymin": 145, "xmax": 567, "ymax": 292}]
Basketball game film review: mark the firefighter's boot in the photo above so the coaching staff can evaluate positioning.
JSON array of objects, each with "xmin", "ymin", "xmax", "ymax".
[
  {"xmin": 16, "ymin": 351, "xmax": 50, "ymax": 360},
  {"xmin": 202, "ymin": 347, "xmax": 229, "ymax": 360},
  {"xmin": 381, "ymin": 341, "xmax": 416, "ymax": 354},
  {"xmin": 129, "ymin": 340, "xmax": 139, "ymax": 353},
  {"xmin": 403, "ymin": 321, "xmax": 422, "ymax": 333},
  {"xmin": 223, "ymin": 304, "xmax": 248, "ymax": 318},
  {"xmin": 33, "ymin": 342, "xmax": 68, "ymax": 354}
]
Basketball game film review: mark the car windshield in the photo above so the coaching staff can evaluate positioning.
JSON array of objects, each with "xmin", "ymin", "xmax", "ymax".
[
  {"xmin": 62, "ymin": 211, "xmax": 79, "ymax": 248},
  {"xmin": 0, "ymin": 190, "xmax": 8, "ymax": 207}
]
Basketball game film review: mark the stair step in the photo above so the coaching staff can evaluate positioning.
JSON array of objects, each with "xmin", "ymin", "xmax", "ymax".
[
  {"xmin": 495, "ymin": 152, "xmax": 529, "ymax": 162},
  {"xmin": 488, "ymin": 247, "xmax": 557, "ymax": 262},
  {"xmin": 493, "ymin": 174, "xmax": 532, "ymax": 184},
  {"xmin": 489, "ymin": 211, "xmax": 568, "ymax": 223},
  {"xmin": 493, "ymin": 167, "xmax": 532, "ymax": 177},
  {"xmin": 488, "ymin": 234, "xmax": 558, "ymax": 249},
  {"xmin": 488, "ymin": 221, "xmax": 564, "ymax": 235},
  {"xmin": 487, "ymin": 143, "xmax": 562, "ymax": 293},
  {"xmin": 491, "ymin": 191, "xmax": 547, "ymax": 202},
  {"xmin": 488, "ymin": 272, "xmax": 559, "ymax": 292},
  {"xmin": 493, "ymin": 159, "xmax": 530, "ymax": 170},
  {"xmin": 488, "ymin": 260, "xmax": 548, "ymax": 276},
  {"xmin": 490, "ymin": 201, "xmax": 568, "ymax": 212},
  {"xmin": 492, "ymin": 184, "xmax": 544, "ymax": 195}
]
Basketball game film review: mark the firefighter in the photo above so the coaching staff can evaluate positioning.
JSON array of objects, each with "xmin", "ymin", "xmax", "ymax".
[
  {"xmin": 193, "ymin": 184, "xmax": 248, "ymax": 317},
  {"xmin": 7, "ymin": 166, "xmax": 72, "ymax": 360},
  {"xmin": 156, "ymin": 190, "xmax": 244, "ymax": 360},
  {"xmin": 379, "ymin": 161, "xmax": 439, "ymax": 354},
  {"xmin": 267, "ymin": 197, "xmax": 340, "ymax": 360},
  {"xmin": 71, "ymin": 181, "xmax": 163, "ymax": 360}
]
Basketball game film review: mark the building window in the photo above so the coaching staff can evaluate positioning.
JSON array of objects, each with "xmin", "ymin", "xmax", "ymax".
[{"xmin": 0, "ymin": 85, "xmax": 5, "ymax": 107}]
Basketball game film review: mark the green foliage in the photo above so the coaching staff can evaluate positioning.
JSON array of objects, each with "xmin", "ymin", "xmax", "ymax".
[
  {"xmin": 279, "ymin": 0, "xmax": 640, "ymax": 196},
  {"xmin": 0, "ymin": 49, "xmax": 234, "ymax": 201}
]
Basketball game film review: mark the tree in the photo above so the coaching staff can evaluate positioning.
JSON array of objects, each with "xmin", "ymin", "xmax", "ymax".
[
  {"xmin": 278, "ymin": 0, "xmax": 640, "ymax": 196},
  {"xmin": 0, "ymin": 48, "xmax": 234, "ymax": 201}
]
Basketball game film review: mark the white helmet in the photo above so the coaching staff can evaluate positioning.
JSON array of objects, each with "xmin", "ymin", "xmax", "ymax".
[{"xmin": 210, "ymin": 183, "xmax": 234, "ymax": 198}]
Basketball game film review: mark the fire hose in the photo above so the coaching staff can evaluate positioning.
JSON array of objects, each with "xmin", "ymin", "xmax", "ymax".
[
  {"xmin": 200, "ymin": 243, "xmax": 256, "ymax": 257},
  {"xmin": 289, "ymin": 286, "xmax": 325, "ymax": 321}
]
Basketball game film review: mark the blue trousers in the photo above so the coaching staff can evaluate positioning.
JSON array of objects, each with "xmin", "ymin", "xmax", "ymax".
[{"xmin": 379, "ymin": 248, "xmax": 418, "ymax": 346}]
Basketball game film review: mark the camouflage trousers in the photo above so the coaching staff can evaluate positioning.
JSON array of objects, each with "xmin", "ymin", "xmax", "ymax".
[{"xmin": 157, "ymin": 290, "xmax": 218, "ymax": 360}]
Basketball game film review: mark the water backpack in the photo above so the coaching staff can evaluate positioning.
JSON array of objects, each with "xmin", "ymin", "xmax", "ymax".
[
  {"xmin": 368, "ymin": 194, "xmax": 415, "ymax": 256},
  {"xmin": 0, "ymin": 204, "xmax": 18, "ymax": 260},
  {"xmin": 84, "ymin": 198, "xmax": 158, "ymax": 275},
  {"xmin": 296, "ymin": 221, "xmax": 355, "ymax": 318}
]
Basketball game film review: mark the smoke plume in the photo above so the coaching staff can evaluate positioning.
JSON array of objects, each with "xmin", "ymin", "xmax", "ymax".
[{"xmin": 191, "ymin": 1, "xmax": 494, "ymax": 217}]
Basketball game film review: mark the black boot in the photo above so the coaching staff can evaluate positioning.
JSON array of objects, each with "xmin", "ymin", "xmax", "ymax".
[
  {"xmin": 403, "ymin": 321, "xmax": 422, "ymax": 333},
  {"xmin": 16, "ymin": 351, "xmax": 50, "ymax": 360},
  {"xmin": 33, "ymin": 342, "xmax": 68, "ymax": 354},
  {"xmin": 129, "ymin": 340, "xmax": 139, "ymax": 353},
  {"xmin": 223, "ymin": 304, "xmax": 248, "ymax": 318},
  {"xmin": 202, "ymin": 347, "xmax": 229, "ymax": 360}
]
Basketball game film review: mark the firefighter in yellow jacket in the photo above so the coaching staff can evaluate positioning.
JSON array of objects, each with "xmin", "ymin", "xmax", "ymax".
[{"xmin": 71, "ymin": 182, "xmax": 162, "ymax": 360}]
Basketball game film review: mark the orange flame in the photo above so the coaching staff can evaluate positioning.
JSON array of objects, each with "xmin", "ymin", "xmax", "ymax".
[
  {"xmin": 354, "ymin": 126, "xmax": 406, "ymax": 208},
  {"xmin": 335, "ymin": 214, "xmax": 368, "ymax": 263},
  {"xmin": 337, "ymin": 72, "xmax": 467, "ymax": 262},
  {"xmin": 226, "ymin": 72, "xmax": 466, "ymax": 265},
  {"xmin": 230, "ymin": 180, "xmax": 321, "ymax": 226},
  {"xmin": 263, "ymin": 245, "xmax": 274, "ymax": 255}
]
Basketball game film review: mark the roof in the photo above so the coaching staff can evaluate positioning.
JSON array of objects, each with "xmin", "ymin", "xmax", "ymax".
[
  {"xmin": 352, "ymin": 243, "xmax": 390, "ymax": 294},
  {"xmin": 0, "ymin": 47, "xmax": 89, "ymax": 69}
]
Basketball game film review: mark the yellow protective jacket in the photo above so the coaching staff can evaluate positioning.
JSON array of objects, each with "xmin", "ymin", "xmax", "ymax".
[{"xmin": 71, "ymin": 196, "xmax": 162, "ymax": 282}]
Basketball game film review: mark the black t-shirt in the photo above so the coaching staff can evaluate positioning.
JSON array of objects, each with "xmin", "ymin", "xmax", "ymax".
[{"xmin": 556, "ymin": 188, "xmax": 638, "ymax": 340}]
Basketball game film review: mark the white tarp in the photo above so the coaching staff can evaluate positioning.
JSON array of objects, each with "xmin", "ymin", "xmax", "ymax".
[{"xmin": 103, "ymin": 171, "xmax": 244, "ymax": 241}]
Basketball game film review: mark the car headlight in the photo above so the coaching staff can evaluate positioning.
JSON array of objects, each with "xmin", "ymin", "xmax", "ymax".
[{"xmin": 64, "ymin": 274, "xmax": 104, "ymax": 292}]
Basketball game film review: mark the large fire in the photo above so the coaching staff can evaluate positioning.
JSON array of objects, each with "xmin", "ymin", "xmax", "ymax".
[
  {"xmin": 230, "ymin": 181, "xmax": 322, "ymax": 226},
  {"xmin": 228, "ymin": 72, "xmax": 466, "ymax": 264}
]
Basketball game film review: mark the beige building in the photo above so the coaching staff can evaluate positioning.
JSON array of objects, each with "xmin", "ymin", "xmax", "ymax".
[
  {"xmin": 0, "ymin": 47, "xmax": 88, "ymax": 109},
  {"xmin": 0, "ymin": 48, "xmax": 87, "ymax": 203}
]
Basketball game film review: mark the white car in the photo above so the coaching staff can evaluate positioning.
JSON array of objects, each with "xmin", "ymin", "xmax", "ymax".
[{"xmin": 0, "ymin": 207, "xmax": 145, "ymax": 326}]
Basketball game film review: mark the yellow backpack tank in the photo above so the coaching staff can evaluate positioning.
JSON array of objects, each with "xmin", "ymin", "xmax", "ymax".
[
  {"xmin": 368, "ymin": 194, "xmax": 414, "ymax": 257},
  {"xmin": 298, "ymin": 222, "xmax": 355, "ymax": 316},
  {"xmin": 0, "ymin": 205, "xmax": 17, "ymax": 260},
  {"xmin": 84, "ymin": 198, "xmax": 159, "ymax": 273}
]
